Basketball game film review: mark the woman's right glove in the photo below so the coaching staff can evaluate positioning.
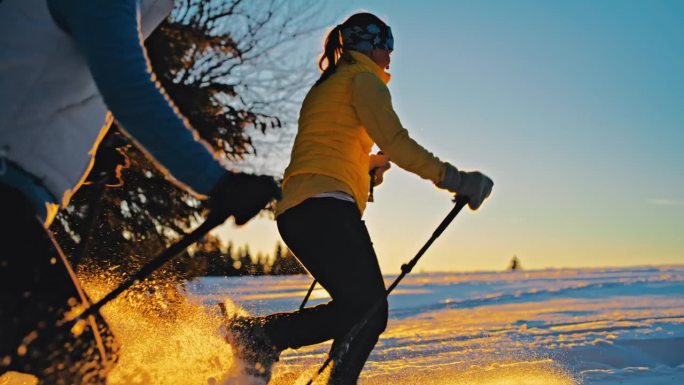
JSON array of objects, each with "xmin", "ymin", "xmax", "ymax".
[
  {"xmin": 436, "ymin": 163, "xmax": 493, "ymax": 210},
  {"xmin": 206, "ymin": 172, "xmax": 281, "ymax": 225},
  {"xmin": 369, "ymin": 151, "xmax": 391, "ymax": 187}
]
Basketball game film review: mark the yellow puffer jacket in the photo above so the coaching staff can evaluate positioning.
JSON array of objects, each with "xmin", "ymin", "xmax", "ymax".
[{"xmin": 278, "ymin": 51, "xmax": 446, "ymax": 216}]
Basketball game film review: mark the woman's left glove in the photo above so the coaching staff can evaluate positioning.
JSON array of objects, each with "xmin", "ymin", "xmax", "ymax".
[
  {"xmin": 206, "ymin": 172, "xmax": 281, "ymax": 225},
  {"xmin": 437, "ymin": 163, "xmax": 493, "ymax": 210}
]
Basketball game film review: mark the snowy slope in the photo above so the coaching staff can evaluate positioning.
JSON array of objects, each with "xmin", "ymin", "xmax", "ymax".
[
  {"xmin": 2, "ymin": 266, "xmax": 682, "ymax": 385},
  {"xmin": 189, "ymin": 266, "xmax": 684, "ymax": 384}
]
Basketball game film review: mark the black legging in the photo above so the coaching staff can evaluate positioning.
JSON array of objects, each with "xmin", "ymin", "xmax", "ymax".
[
  {"xmin": 0, "ymin": 184, "xmax": 117, "ymax": 384},
  {"xmin": 263, "ymin": 197, "xmax": 388, "ymax": 384}
]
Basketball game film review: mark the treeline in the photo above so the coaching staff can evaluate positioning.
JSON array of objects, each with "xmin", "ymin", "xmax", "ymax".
[{"xmin": 187, "ymin": 236, "xmax": 306, "ymax": 277}]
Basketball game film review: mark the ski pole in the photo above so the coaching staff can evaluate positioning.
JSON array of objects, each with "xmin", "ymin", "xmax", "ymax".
[
  {"xmin": 62, "ymin": 210, "xmax": 230, "ymax": 331},
  {"xmin": 304, "ymin": 195, "xmax": 469, "ymax": 385},
  {"xmin": 299, "ymin": 279, "xmax": 317, "ymax": 310}
]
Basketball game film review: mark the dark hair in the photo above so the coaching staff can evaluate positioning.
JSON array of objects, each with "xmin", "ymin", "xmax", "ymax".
[{"xmin": 315, "ymin": 13, "xmax": 388, "ymax": 86}]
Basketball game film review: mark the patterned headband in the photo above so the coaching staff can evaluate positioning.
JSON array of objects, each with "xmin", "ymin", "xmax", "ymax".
[{"xmin": 340, "ymin": 23, "xmax": 394, "ymax": 52}]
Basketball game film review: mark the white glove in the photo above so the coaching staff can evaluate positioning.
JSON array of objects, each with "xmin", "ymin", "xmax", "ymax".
[{"xmin": 437, "ymin": 163, "xmax": 493, "ymax": 210}]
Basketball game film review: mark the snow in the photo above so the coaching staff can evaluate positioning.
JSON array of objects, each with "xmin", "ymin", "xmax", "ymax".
[
  {"xmin": 189, "ymin": 266, "xmax": 684, "ymax": 384},
  {"xmin": 2, "ymin": 266, "xmax": 682, "ymax": 384}
]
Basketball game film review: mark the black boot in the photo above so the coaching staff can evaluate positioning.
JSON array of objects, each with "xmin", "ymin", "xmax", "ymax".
[{"xmin": 224, "ymin": 316, "xmax": 282, "ymax": 383}]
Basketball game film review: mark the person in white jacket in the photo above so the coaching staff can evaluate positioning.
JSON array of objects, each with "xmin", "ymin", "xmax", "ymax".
[{"xmin": 0, "ymin": 1, "xmax": 279, "ymax": 383}]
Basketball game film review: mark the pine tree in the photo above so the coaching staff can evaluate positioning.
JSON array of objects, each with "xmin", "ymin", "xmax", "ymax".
[{"xmin": 271, "ymin": 241, "xmax": 306, "ymax": 275}]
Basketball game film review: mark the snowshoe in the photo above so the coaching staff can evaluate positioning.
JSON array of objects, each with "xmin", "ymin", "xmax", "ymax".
[{"xmin": 224, "ymin": 316, "xmax": 281, "ymax": 384}]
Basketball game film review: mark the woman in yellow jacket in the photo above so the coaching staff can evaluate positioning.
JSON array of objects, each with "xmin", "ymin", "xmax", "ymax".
[{"xmin": 227, "ymin": 12, "xmax": 493, "ymax": 384}]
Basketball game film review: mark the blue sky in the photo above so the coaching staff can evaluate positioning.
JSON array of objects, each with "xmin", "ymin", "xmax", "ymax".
[{"xmin": 219, "ymin": 0, "xmax": 683, "ymax": 272}]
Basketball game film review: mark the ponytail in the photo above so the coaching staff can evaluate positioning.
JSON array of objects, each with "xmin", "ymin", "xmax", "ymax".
[{"xmin": 315, "ymin": 25, "xmax": 343, "ymax": 86}]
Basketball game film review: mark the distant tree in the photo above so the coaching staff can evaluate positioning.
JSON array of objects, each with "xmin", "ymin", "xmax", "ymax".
[
  {"xmin": 510, "ymin": 255, "xmax": 522, "ymax": 271},
  {"xmin": 253, "ymin": 252, "xmax": 266, "ymax": 276},
  {"xmin": 239, "ymin": 246, "xmax": 255, "ymax": 276},
  {"xmin": 225, "ymin": 241, "xmax": 240, "ymax": 275},
  {"xmin": 271, "ymin": 242, "xmax": 285, "ymax": 273},
  {"xmin": 271, "ymin": 242, "xmax": 306, "ymax": 275},
  {"xmin": 189, "ymin": 235, "xmax": 225, "ymax": 276},
  {"xmin": 190, "ymin": 239, "xmax": 306, "ymax": 277}
]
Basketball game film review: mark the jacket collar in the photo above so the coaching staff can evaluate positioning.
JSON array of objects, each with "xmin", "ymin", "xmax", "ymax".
[{"xmin": 347, "ymin": 50, "xmax": 391, "ymax": 84}]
